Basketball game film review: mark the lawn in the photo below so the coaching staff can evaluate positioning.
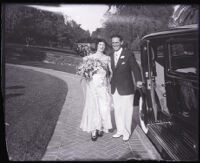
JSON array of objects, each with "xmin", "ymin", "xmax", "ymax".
[
  {"xmin": 4, "ymin": 45, "xmax": 82, "ymax": 74},
  {"xmin": 5, "ymin": 65, "xmax": 68, "ymax": 161}
]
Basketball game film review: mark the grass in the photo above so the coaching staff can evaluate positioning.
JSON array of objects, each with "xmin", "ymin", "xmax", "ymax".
[
  {"xmin": 7, "ymin": 60, "xmax": 77, "ymax": 74},
  {"xmin": 5, "ymin": 46, "xmax": 82, "ymax": 74},
  {"xmin": 5, "ymin": 65, "xmax": 68, "ymax": 161}
]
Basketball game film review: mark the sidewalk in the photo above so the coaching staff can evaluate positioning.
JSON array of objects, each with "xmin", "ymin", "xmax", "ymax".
[{"xmin": 7, "ymin": 63, "xmax": 162, "ymax": 161}]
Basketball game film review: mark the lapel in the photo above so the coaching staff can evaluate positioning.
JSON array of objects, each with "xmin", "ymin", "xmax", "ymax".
[{"xmin": 111, "ymin": 52, "xmax": 115, "ymax": 72}]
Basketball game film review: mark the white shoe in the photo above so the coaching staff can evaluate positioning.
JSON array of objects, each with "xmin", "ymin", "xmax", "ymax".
[
  {"xmin": 123, "ymin": 135, "xmax": 130, "ymax": 141},
  {"xmin": 112, "ymin": 133, "xmax": 122, "ymax": 138}
]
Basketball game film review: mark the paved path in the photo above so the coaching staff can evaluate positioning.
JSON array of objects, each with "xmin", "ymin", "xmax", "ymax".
[{"xmin": 6, "ymin": 63, "xmax": 162, "ymax": 161}]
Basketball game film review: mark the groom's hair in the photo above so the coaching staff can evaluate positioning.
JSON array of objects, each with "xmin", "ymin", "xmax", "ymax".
[{"xmin": 111, "ymin": 34, "xmax": 123, "ymax": 41}]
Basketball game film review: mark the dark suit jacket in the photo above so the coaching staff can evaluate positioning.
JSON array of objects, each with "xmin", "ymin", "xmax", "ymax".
[{"xmin": 110, "ymin": 48, "xmax": 142, "ymax": 95}]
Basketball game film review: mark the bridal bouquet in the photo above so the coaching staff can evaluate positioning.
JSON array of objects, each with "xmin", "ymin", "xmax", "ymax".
[{"xmin": 76, "ymin": 57, "xmax": 108, "ymax": 80}]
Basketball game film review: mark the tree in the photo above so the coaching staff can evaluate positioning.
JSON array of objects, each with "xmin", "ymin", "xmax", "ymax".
[
  {"xmin": 169, "ymin": 5, "xmax": 199, "ymax": 27},
  {"xmin": 5, "ymin": 4, "xmax": 27, "ymax": 43},
  {"xmin": 4, "ymin": 4, "xmax": 91, "ymax": 48},
  {"xmin": 92, "ymin": 5, "xmax": 174, "ymax": 50}
]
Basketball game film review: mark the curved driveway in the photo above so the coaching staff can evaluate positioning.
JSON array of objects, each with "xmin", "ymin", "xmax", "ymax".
[{"xmin": 6, "ymin": 63, "xmax": 161, "ymax": 161}]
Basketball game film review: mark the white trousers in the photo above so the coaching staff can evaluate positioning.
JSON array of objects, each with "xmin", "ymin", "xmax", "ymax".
[{"xmin": 112, "ymin": 89, "xmax": 134, "ymax": 136}]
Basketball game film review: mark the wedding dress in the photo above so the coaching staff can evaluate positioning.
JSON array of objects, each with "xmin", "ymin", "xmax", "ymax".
[{"xmin": 80, "ymin": 52, "xmax": 113, "ymax": 133}]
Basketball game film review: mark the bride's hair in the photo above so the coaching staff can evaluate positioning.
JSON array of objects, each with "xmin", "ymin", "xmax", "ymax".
[{"xmin": 93, "ymin": 38, "xmax": 108, "ymax": 53}]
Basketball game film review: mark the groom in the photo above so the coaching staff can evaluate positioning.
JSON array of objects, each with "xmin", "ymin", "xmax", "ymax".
[{"xmin": 110, "ymin": 34, "xmax": 142, "ymax": 141}]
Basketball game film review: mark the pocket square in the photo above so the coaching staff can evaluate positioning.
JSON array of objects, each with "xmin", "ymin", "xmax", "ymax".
[
  {"xmin": 121, "ymin": 62, "xmax": 126, "ymax": 65},
  {"xmin": 120, "ymin": 56, "xmax": 125, "ymax": 59}
]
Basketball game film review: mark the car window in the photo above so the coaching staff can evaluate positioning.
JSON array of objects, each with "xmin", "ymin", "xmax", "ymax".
[
  {"xmin": 169, "ymin": 40, "xmax": 198, "ymax": 75},
  {"xmin": 157, "ymin": 45, "xmax": 164, "ymax": 58},
  {"xmin": 156, "ymin": 45, "xmax": 164, "ymax": 67}
]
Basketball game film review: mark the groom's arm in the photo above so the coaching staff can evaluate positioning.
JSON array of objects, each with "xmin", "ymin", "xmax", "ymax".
[{"xmin": 128, "ymin": 51, "xmax": 142, "ymax": 83}]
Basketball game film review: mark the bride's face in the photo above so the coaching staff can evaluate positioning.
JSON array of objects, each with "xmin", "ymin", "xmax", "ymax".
[{"xmin": 97, "ymin": 42, "xmax": 105, "ymax": 53}]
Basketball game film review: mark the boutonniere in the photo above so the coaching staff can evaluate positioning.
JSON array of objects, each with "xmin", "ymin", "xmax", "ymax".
[
  {"xmin": 120, "ymin": 56, "xmax": 125, "ymax": 59},
  {"xmin": 121, "ymin": 61, "xmax": 126, "ymax": 65}
]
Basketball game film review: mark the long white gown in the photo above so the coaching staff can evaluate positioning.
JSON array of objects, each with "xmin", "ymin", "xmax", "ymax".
[{"xmin": 80, "ymin": 53, "xmax": 113, "ymax": 133}]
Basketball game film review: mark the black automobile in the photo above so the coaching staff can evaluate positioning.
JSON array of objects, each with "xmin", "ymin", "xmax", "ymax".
[{"xmin": 136, "ymin": 24, "xmax": 199, "ymax": 160}]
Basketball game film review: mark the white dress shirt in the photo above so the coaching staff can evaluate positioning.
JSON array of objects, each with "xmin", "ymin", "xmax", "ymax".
[{"xmin": 114, "ymin": 48, "xmax": 123, "ymax": 66}]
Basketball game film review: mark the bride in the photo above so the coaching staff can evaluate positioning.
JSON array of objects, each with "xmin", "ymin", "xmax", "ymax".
[{"xmin": 79, "ymin": 39, "xmax": 113, "ymax": 141}]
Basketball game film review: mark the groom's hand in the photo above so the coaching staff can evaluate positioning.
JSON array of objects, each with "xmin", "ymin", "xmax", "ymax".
[{"xmin": 136, "ymin": 81, "xmax": 144, "ymax": 88}]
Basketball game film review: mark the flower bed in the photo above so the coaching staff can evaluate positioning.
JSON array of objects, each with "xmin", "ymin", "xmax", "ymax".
[{"xmin": 43, "ymin": 51, "xmax": 82, "ymax": 67}]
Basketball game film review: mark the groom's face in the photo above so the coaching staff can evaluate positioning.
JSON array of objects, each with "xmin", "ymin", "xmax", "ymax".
[{"xmin": 112, "ymin": 37, "xmax": 123, "ymax": 52}]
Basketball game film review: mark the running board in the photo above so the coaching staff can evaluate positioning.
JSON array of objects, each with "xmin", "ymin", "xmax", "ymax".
[{"xmin": 147, "ymin": 123, "xmax": 198, "ymax": 161}]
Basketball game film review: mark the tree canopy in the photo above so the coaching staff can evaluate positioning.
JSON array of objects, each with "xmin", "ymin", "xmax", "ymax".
[
  {"xmin": 92, "ymin": 5, "xmax": 174, "ymax": 50},
  {"xmin": 5, "ymin": 4, "xmax": 197, "ymax": 51},
  {"xmin": 169, "ymin": 5, "xmax": 199, "ymax": 27},
  {"xmin": 4, "ymin": 4, "xmax": 90, "ymax": 48}
]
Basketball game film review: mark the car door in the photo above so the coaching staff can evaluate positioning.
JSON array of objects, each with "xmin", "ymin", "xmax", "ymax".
[
  {"xmin": 152, "ymin": 42, "xmax": 170, "ymax": 116},
  {"xmin": 140, "ymin": 40, "xmax": 160, "ymax": 122},
  {"xmin": 165, "ymin": 35, "xmax": 198, "ymax": 123}
]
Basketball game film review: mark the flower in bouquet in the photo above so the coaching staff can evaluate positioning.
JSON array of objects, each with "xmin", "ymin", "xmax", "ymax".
[{"xmin": 76, "ymin": 58, "xmax": 108, "ymax": 80}]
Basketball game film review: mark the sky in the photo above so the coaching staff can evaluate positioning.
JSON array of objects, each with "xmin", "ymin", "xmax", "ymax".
[
  {"xmin": 29, "ymin": 4, "xmax": 112, "ymax": 33},
  {"xmin": 29, "ymin": 4, "xmax": 178, "ymax": 33}
]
